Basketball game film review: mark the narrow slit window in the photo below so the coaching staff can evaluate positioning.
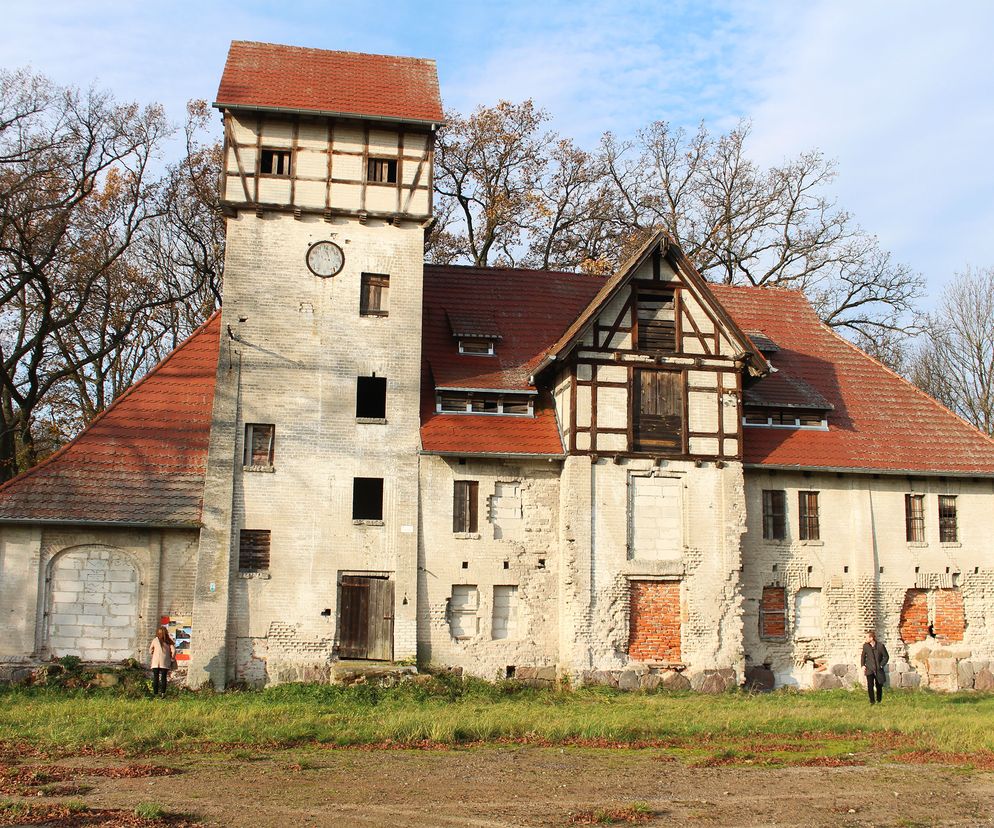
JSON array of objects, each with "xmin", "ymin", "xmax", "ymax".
[
  {"xmin": 453, "ymin": 480, "xmax": 479, "ymax": 533},
  {"xmin": 356, "ymin": 376, "xmax": 387, "ymax": 419},
  {"xmin": 244, "ymin": 423, "xmax": 275, "ymax": 466},
  {"xmin": 353, "ymin": 477, "xmax": 384, "ymax": 521},
  {"xmin": 239, "ymin": 529, "xmax": 271, "ymax": 572},
  {"xmin": 905, "ymin": 493, "xmax": 925, "ymax": 542},
  {"xmin": 938, "ymin": 495, "xmax": 957, "ymax": 543},
  {"xmin": 367, "ymin": 157, "xmax": 397, "ymax": 183},
  {"xmin": 798, "ymin": 491, "xmax": 820, "ymax": 541},
  {"xmin": 260, "ymin": 148, "xmax": 292, "ymax": 176},
  {"xmin": 762, "ymin": 490, "xmax": 786, "ymax": 541},
  {"xmin": 360, "ymin": 273, "xmax": 389, "ymax": 317}
]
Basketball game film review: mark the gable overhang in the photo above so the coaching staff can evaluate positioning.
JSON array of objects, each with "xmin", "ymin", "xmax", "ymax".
[
  {"xmin": 745, "ymin": 463, "xmax": 994, "ymax": 480},
  {"xmin": 531, "ymin": 230, "xmax": 770, "ymax": 382},
  {"xmin": 212, "ymin": 101, "xmax": 441, "ymax": 130}
]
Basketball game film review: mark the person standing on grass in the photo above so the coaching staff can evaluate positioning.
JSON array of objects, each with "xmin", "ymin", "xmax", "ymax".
[
  {"xmin": 149, "ymin": 626, "xmax": 176, "ymax": 698},
  {"xmin": 861, "ymin": 630, "xmax": 889, "ymax": 705}
]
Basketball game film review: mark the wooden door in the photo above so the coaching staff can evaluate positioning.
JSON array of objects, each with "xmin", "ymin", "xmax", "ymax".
[
  {"xmin": 634, "ymin": 369, "xmax": 682, "ymax": 451},
  {"xmin": 338, "ymin": 576, "xmax": 394, "ymax": 661}
]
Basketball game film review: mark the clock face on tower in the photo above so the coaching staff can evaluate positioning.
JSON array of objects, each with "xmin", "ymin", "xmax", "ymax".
[{"xmin": 305, "ymin": 240, "xmax": 345, "ymax": 278}]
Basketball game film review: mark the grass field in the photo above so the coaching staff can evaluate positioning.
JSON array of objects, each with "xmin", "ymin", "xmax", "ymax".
[{"xmin": 1, "ymin": 676, "xmax": 993, "ymax": 757}]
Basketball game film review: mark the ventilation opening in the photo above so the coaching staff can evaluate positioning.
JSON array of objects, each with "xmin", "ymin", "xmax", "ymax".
[
  {"xmin": 356, "ymin": 376, "xmax": 387, "ymax": 419},
  {"xmin": 367, "ymin": 157, "xmax": 397, "ymax": 183},
  {"xmin": 261, "ymin": 148, "xmax": 292, "ymax": 176},
  {"xmin": 505, "ymin": 665, "xmax": 516, "ymax": 679},
  {"xmin": 352, "ymin": 478, "xmax": 384, "ymax": 520}
]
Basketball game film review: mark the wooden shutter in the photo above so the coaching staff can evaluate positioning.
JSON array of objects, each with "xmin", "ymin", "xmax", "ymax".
[
  {"xmin": 453, "ymin": 481, "xmax": 478, "ymax": 532},
  {"xmin": 366, "ymin": 578, "xmax": 395, "ymax": 661},
  {"xmin": 634, "ymin": 370, "xmax": 682, "ymax": 451},
  {"xmin": 238, "ymin": 530, "xmax": 270, "ymax": 572}
]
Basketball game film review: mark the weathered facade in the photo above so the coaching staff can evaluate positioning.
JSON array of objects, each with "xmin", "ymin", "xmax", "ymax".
[{"xmin": 2, "ymin": 41, "xmax": 994, "ymax": 693}]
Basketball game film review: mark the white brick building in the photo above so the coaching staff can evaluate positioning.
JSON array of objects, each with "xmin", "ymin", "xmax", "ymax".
[{"xmin": 2, "ymin": 41, "xmax": 994, "ymax": 692}]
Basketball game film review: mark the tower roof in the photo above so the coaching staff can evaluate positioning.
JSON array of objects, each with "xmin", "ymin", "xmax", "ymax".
[{"xmin": 215, "ymin": 41, "xmax": 444, "ymax": 125}]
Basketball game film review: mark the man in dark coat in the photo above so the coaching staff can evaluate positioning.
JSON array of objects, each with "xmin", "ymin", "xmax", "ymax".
[{"xmin": 861, "ymin": 630, "xmax": 889, "ymax": 704}]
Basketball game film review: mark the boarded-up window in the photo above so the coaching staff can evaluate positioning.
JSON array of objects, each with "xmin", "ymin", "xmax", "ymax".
[
  {"xmin": 244, "ymin": 423, "xmax": 275, "ymax": 466},
  {"xmin": 239, "ymin": 530, "xmax": 271, "ymax": 572},
  {"xmin": 762, "ymin": 490, "xmax": 786, "ymax": 541},
  {"xmin": 367, "ymin": 157, "xmax": 397, "ymax": 183},
  {"xmin": 449, "ymin": 585, "xmax": 479, "ymax": 639},
  {"xmin": 260, "ymin": 148, "xmax": 291, "ymax": 176},
  {"xmin": 360, "ymin": 273, "xmax": 389, "ymax": 316},
  {"xmin": 634, "ymin": 369, "xmax": 682, "ymax": 452},
  {"xmin": 938, "ymin": 495, "xmax": 957, "ymax": 543},
  {"xmin": 356, "ymin": 376, "xmax": 387, "ymax": 419},
  {"xmin": 453, "ymin": 481, "xmax": 479, "ymax": 533},
  {"xmin": 905, "ymin": 494, "xmax": 925, "ymax": 542},
  {"xmin": 353, "ymin": 478, "xmax": 384, "ymax": 521},
  {"xmin": 492, "ymin": 585, "xmax": 519, "ymax": 640},
  {"xmin": 759, "ymin": 586, "xmax": 786, "ymax": 640},
  {"xmin": 794, "ymin": 588, "xmax": 822, "ymax": 638},
  {"xmin": 798, "ymin": 491, "xmax": 820, "ymax": 540},
  {"xmin": 899, "ymin": 588, "xmax": 929, "ymax": 644},
  {"xmin": 628, "ymin": 580, "xmax": 681, "ymax": 662},
  {"xmin": 636, "ymin": 289, "xmax": 676, "ymax": 352},
  {"xmin": 628, "ymin": 475, "xmax": 681, "ymax": 560}
]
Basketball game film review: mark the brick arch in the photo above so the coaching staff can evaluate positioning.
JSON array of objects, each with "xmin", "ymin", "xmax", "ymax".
[{"xmin": 44, "ymin": 545, "xmax": 141, "ymax": 662}]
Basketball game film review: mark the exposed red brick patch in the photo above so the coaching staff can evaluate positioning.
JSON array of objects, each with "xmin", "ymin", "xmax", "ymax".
[
  {"xmin": 899, "ymin": 589, "xmax": 929, "ymax": 644},
  {"xmin": 933, "ymin": 588, "xmax": 966, "ymax": 643},
  {"xmin": 760, "ymin": 586, "xmax": 787, "ymax": 639},
  {"xmin": 628, "ymin": 581, "xmax": 681, "ymax": 663}
]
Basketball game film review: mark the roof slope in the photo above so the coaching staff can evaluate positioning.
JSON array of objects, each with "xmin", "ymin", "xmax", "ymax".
[
  {"xmin": 0, "ymin": 314, "xmax": 222, "ymax": 525},
  {"xmin": 713, "ymin": 285, "xmax": 994, "ymax": 474},
  {"xmin": 215, "ymin": 41, "xmax": 443, "ymax": 124}
]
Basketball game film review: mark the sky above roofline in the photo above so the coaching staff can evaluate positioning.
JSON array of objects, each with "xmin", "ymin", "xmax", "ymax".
[{"xmin": 4, "ymin": 0, "xmax": 992, "ymax": 306}]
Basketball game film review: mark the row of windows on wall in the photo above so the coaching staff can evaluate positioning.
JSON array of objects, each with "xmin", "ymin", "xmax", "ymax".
[
  {"xmin": 449, "ymin": 584, "xmax": 519, "ymax": 640},
  {"xmin": 260, "ymin": 148, "xmax": 399, "ymax": 185},
  {"xmin": 744, "ymin": 408, "xmax": 828, "ymax": 430},
  {"xmin": 761, "ymin": 490, "xmax": 960, "ymax": 543}
]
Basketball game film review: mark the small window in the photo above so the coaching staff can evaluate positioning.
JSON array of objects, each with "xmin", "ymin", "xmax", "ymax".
[
  {"xmin": 938, "ymin": 495, "xmax": 957, "ymax": 543},
  {"xmin": 244, "ymin": 423, "xmax": 275, "ymax": 466},
  {"xmin": 470, "ymin": 397, "xmax": 499, "ymax": 414},
  {"xmin": 636, "ymin": 289, "xmax": 676, "ymax": 352},
  {"xmin": 759, "ymin": 586, "xmax": 786, "ymax": 640},
  {"xmin": 458, "ymin": 338, "xmax": 495, "ymax": 356},
  {"xmin": 439, "ymin": 393, "xmax": 469, "ymax": 413},
  {"xmin": 261, "ymin": 148, "xmax": 292, "ymax": 176},
  {"xmin": 453, "ymin": 480, "xmax": 479, "ymax": 533},
  {"xmin": 239, "ymin": 529, "xmax": 271, "ymax": 572},
  {"xmin": 798, "ymin": 491, "xmax": 820, "ymax": 541},
  {"xmin": 905, "ymin": 493, "xmax": 925, "ymax": 542},
  {"xmin": 360, "ymin": 273, "xmax": 389, "ymax": 317},
  {"xmin": 762, "ymin": 490, "xmax": 786, "ymax": 541},
  {"xmin": 501, "ymin": 398, "xmax": 531, "ymax": 415},
  {"xmin": 449, "ymin": 585, "xmax": 479, "ymax": 639},
  {"xmin": 353, "ymin": 477, "xmax": 384, "ymax": 521},
  {"xmin": 356, "ymin": 376, "xmax": 387, "ymax": 419},
  {"xmin": 367, "ymin": 157, "xmax": 397, "ymax": 183}
]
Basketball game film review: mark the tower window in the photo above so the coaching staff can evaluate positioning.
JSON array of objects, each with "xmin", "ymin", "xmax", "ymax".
[
  {"xmin": 356, "ymin": 376, "xmax": 387, "ymax": 419},
  {"xmin": 360, "ymin": 273, "xmax": 389, "ymax": 317},
  {"xmin": 260, "ymin": 148, "xmax": 292, "ymax": 176},
  {"xmin": 353, "ymin": 477, "xmax": 384, "ymax": 521},
  {"xmin": 367, "ymin": 157, "xmax": 397, "ymax": 183},
  {"xmin": 239, "ymin": 529, "xmax": 271, "ymax": 572},
  {"xmin": 244, "ymin": 423, "xmax": 275, "ymax": 467}
]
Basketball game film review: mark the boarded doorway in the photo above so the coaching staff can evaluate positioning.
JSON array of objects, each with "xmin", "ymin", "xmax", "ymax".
[{"xmin": 338, "ymin": 576, "xmax": 394, "ymax": 660}]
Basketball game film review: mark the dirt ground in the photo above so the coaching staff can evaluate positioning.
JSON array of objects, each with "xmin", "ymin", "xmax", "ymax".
[{"xmin": 9, "ymin": 747, "xmax": 994, "ymax": 827}]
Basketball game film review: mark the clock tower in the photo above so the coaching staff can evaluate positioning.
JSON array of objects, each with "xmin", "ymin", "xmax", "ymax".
[{"xmin": 188, "ymin": 42, "xmax": 441, "ymax": 688}]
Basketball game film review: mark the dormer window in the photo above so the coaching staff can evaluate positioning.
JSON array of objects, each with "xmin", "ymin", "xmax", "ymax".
[
  {"xmin": 260, "ymin": 148, "xmax": 292, "ymax": 177},
  {"xmin": 743, "ymin": 407, "xmax": 828, "ymax": 430},
  {"xmin": 458, "ymin": 338, "xmax": 496, "ymax": 356},
  {"xmin": 436, "ymin": 391, "xmax": 534, "ymax": 416}
]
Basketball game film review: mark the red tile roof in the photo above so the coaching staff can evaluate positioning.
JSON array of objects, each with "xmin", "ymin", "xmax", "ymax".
[
  {"xmin": 421, "ymin": 393, "xmax": 565, "ymax": 456},
  {"xmin": 216, "ymin": 41, "xmax": 443, "ymax": 124},
  {"xmin": 0, "ymin": 314, "xmax": 221, "ymax": 525},
  {"xmin": 712, "ymin": 284, "xmax": 994, "ymax": 474}
]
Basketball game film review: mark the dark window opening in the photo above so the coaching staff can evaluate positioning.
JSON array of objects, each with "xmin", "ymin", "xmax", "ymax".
[
  {"xmin": 356, "ymin": 376, "xmax": 387, "ymax": 419},
  {"xmin": 244, "ymin": 423, "xmax": 275, "ymax": 466},
  {"xmin": 938, "ymin": 495, "xmax": 958, "ymax": 543},
  {"xmin": 435, "ymin": 392, "xmax": 533, "ymax": 416},
  {"xmin": 360, "ymin": 273, "xmax": 389, "ymax": 317},
  {"xmin": 636, "ymin": 289, "xmax": 676, "ymax": 352},
  {"xmin": 367, "ymin": 157, "xmax": 397, "ymax": 183},
  {"xmin": 261, "ymin": 148, "xmax": 292, "ymax": 176},
  {"xmin": 799, "ymin": 491, "xmax": 820, "ymax": 541},
  {"xmin": 459, "ymin": 338, "xmax": 495, "ymax": 355},
  {"xmin": 634, "ymin": 369, "xmax": 682, "ymax": 452},
  {"xmin": 239, "ymin": 529, "xmax": 271, "ymax": 572},
  {"xmin": 744, "ymin": 407, "xmax": 826, "ymax": 427},
  {"xmin": 453, "ymin": 480, "xmax": 479, "ymax": 533},
  {"xmin": 353, "ymin": 477, "xmax": 384, "ymax": 521},
  {"xmin": 905, "ymin": 493, "xmax": 925, "ymax": 542},
  {"xmin": 762, "ymin": 490, "xmax": 786, "ymax": 541}
]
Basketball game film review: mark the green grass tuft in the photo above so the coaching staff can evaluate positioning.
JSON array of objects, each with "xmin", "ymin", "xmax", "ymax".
[{"xmin": 135, "ymin": 801, "xmax": 165, "ymax": 819}]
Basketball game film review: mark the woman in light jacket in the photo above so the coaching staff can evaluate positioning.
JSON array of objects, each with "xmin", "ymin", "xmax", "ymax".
[{"xmin": 149, "ymin": 626, "xmax": 176, "ymax": 697}]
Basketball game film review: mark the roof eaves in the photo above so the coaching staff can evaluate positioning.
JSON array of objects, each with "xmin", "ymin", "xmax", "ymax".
[
  {"xmin": 0, "ymin": 517, "xmax": 202, "ymax": 529},
  {"xmin": 419, "ymin": 450, "xmax": 565, "ymax": 460},
  {"xmin": 212, "ymin": 101, "xmax": 442, "ymax": 129},
  {"xmin": 744, "ymin": 463, "xmax": 994, "ymax": 479}
]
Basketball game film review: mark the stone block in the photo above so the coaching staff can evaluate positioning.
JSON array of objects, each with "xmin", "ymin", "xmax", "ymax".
[
  {"xmin": 958, "ymin": 661, "xmax": 975, "ymax": 689},
  {"xmin": 972, "ymin": 660, "xmax": 990, "ymax": 673},
  {"xmin": 929, "ymin": 674, "xmax": 958, "ymax": 692},
  {"xmin": 693, "ymin": 671, "xmax": 727, "ymax": 694},
  {"xmin": 618, "ymin": 670, "xmax": 639, "ymax": 690},
  {"xmin": 515, "ymin": 666, "xmax": 536, "ymax": 681},
  {"xmin": 660, "ymin": 671, "xmax": 691, "ymax": 691},
  {"xmin": 91, "ymin": 672, "xmax": 119, "ymax": 688},
  {"xmin": 812, "ymin": 672, "xmax": 843, "ymax": 690},
  {"xmin": 590, "ymin": 670, "xmax": 618, "ymax": 687},
  {"xmin": 900, "ymin": 672, "xmax": 922, "ymax": 689},
  {"xmin": 889, "ymin": 658, "xmax": 909, "ymax": 674},
  {"xmin": 534, "ymin": 666, "xmax": 556, "ymax": 682},
  {"xmin": 930, "ymin": 648, "xmax": 952, "ymax": 659},
  {"xmin": 641, "ymin": 673, "xmax": 662, "ymax": 691},
  {"xmin": 974, "ymin": 668, "xmax": 994, "ymax": 692},
  {"xmin": 928, "ymin": 657, "xmax": 955, "ymax": 676},
  {"xmin": 110, "ymin": 582, "xmax": 137, "ymax": 594},
  {"xmin": 744, "ymin": 666, "xmax": 775, "ymax": 691}
]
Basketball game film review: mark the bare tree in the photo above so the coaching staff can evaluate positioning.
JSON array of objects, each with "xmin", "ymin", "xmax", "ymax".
[{"xmin": 912, "ymin": 267, "xmax": 994, "ymax": 435}]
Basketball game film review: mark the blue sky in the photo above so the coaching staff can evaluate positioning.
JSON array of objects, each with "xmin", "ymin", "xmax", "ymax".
[{"xmin": 4, "ymin": 0, "xmax": 993, "ymax": 304}]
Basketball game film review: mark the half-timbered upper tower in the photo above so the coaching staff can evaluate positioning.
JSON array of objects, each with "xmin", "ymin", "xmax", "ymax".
[{"xmin": 188, "ymin": 42, "xmax": 442, "ymax": 687}]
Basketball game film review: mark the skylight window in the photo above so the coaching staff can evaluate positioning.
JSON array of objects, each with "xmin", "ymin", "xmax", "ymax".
[{"xmin": 435, "ymin": 391, "xmax": 534, "ymax": 416}]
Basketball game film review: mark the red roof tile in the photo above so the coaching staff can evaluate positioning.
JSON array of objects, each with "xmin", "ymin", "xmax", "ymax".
[
  {"xmin": 420, "ymin": 394, "xmax": 565, "ymax": 456},
  {"xmin": 712, "ymin": 285, "xmax": 994, "ymax": 474},
  {"xmin": 0, "ymin": 314, "xmax": 221, "ymax": 525},
  {"xmin": 216, "ymin": 41, "xmax": 443, "ymax": 124}
]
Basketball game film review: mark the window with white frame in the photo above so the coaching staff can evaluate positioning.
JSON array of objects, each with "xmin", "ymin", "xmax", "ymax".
[
  {"xmin": 458, "ymin": 338, "xmax": 496, "ymax": 356},
  {"xmin": 743, "ymin": 407, "xmax": 828, "ymax": 430},
  {"xmin": 435, "ymin": 391, "xmax": 534, "ymax": 416},
  {"xmin": 244, "ymin": 423, "xmax": 275, "ymax": 467}
]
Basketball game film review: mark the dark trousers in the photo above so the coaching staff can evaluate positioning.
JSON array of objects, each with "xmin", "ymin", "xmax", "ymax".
[
  {"xmin": 152, "ymin": 668, "xmax": 169, "ymax": 696},
  {"xmin": 866, "ymin": 674, "xmax": 883, "ymax": 704}
]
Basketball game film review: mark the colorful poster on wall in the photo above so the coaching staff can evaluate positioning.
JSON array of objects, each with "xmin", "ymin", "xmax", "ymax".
[{"xmin": 160, "ymin": 615, "xmax": 192, "ymax": 663}]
